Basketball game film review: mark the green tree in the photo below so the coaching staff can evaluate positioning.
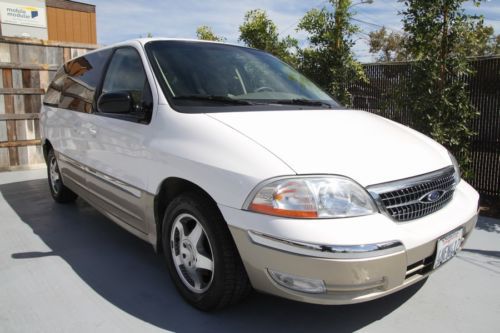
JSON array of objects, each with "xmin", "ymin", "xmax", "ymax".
[
  {"xmin": 196, "ymin": 25, "xmax": 226, "ymax": 42},
  {"xmin": 463, "ymin": 19, "xmax": 500, "ymax": 56},
  {"xmin": 297, "ymin": 0, "xmax": 368, "ymax": 106},
  {"xmin": 369, "ymin": 20, "xmax": 499, "ymax": 62},
  {"xmin": 368, "ymin": 27, "xmax": 408, "ymax": 62},
  {"xmin": 238, "ymin": 9, "xmax": 298, "ymax": 65},
  {"xmin": 490, "ymin": 34, "xmax": 500, "ymax": 55},
  {"xmin": 401, "ymin": 0, "xmax": 483, "ymax": 178}
]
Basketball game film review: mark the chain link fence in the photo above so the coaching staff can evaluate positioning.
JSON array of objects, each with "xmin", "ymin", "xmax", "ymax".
[{"xmin": 347, "ymin": 56, "xmax": 500, "ymax": 198}]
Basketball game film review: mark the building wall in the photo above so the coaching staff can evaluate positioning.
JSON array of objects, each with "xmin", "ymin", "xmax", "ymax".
[
  {"xmin": 46, "ymin": 6, "xmax": 96, "ymax": 44},
  {"xmin": 0, "ymin": 0, "xmax": 48, "ymax": 40},
  {"xmin": 46, "ymin": 0, "xmax": 96, "ymax": 44},
  {"xmin": 0, "ymin": 0, "xmax": 97, "ymax": 44}
]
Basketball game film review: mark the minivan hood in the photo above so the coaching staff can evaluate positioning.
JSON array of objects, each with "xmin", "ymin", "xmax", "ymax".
[{"xmin": 208, "ymin": 109, "xmax": 452, "ymax": 186}]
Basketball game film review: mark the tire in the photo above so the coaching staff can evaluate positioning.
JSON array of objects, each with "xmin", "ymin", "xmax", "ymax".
[
  {"xmin": 162, "ymin": 191, "xmax": 251, "ymax": 311},
  {"xmin": 47, "ymin": 149, "xmax": 78, "ymax": 203}
]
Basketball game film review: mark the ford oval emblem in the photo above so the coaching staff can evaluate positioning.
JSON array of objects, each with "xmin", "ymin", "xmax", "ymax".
[{"xmin": 419, "ymin": 190, "xmax": 446, "ymax": 203}]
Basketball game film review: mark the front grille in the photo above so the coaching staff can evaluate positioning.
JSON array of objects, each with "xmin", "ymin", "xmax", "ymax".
[{"xmin": 368, "ymin": 167, "xmax": 456, "ymax": 222}]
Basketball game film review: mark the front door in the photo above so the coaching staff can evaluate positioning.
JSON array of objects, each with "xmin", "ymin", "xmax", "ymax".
[{"xmin": 83, "ymin": 46, "xmax": 155, "ymax": 235}]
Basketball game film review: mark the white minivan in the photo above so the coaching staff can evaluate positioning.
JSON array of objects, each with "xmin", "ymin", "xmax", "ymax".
[{"xmin": 41, "ymin": 38, "xmax": 479, "ymax": 310}]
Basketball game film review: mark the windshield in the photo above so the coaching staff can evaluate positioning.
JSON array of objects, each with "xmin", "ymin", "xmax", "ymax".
[{"xmin": 145, "ymin": 41, "xmax": 341, "ymax": 112}]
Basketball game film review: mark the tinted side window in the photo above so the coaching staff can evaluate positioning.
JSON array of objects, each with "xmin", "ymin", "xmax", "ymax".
[
  {"xmin": 59, "ymin": 49, "xmax": 112, "ymax": 113},
  {"xmin": 43, "ymin": 66, "xmax": 66, "ymax": 106},
  {"xmin": 100, "ymin": 47, "xmax": 152, "ymax": 122}
]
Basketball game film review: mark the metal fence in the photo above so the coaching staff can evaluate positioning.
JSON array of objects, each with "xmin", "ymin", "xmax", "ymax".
[{"xmin": 348, "ymin": 56, "xmax": 500, "ymax": 197}]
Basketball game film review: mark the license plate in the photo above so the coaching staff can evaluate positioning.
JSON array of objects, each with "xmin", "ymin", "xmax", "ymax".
[{"xmin": 433, "ymin": 229, "xmax": 464, "ymax": 269}]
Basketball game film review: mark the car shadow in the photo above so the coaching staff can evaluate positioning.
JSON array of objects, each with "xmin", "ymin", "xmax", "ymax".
[
  {"xmin": 475, "ymin": 215, "xmax": 500, "ymax": 233},
  {"xmin": 2, "ymin": 179, "xmax": 426, "ymax": 333},
  {"xmin": 461, "ymin": 249, "xmax": 500, "ymax": 259}
]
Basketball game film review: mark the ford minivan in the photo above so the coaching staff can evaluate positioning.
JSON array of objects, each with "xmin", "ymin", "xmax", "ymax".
[{"xmin": 40, "ymin": 38, "xmax": 479, "ymax": 310}]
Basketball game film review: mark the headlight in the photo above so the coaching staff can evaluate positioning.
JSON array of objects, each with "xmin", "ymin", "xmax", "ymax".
[
  {"xmin": 448, "ymin": 151, "xmax": 461, "ymax": 185},
  {"xmin": 245, "ymin": 176, "xmax": 377, "ymax": 219}
]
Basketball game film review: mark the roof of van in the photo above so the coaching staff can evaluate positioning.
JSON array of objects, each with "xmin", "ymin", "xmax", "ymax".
[
  {"xmin": 136, "ymin": 37, "xmax": 232, "ymax": 46},
  {"xmin": 64, "ymin": 38, "xmax": 254, "ymax": 64}
]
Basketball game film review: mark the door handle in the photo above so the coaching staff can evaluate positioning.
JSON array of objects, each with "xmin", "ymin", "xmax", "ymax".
[{"xmin": 88, "ymin": 127, "xmax": 97, "ymax": 136}]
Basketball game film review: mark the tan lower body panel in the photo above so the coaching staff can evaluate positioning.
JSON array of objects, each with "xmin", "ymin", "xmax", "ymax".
[
  {"xmin": 56, "ymin": 152, "xmax": 158, "ymax": 249},
  {"xmin": 229, "ymin": 214, "xmax": 478, "ymax": 305}
]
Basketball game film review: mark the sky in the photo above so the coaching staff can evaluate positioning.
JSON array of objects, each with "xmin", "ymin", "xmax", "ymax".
[{"xmin": 88, "ymin": 0, "xmax": 500, "ymax": 63}]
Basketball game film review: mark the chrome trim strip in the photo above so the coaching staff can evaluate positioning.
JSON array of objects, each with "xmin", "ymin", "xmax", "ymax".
[
  {"xmin": 247, "ymin": 230, "xmax": 405, "ymax": 259},
  {"xmin": 57, "ymin": 152, "xmax": 87, "ymax": 173},
  {"xmin": 86, "ymin": 168, "xmax": 142, "ymax": 198},
  {"xmin": 83, "ymin": 182, "xmax": 143, "ymax": 221},
  {"xmin": 405, "ymin": 264, "xmax": 425, "ymax": 276},
  {"xmin": 327, "ymin": 279, "xmax": 386, "ymax": 292},
  {"xmin": 367, "ymin": 166, "xmax": 455, "ymax": 193},
  {"xmin": 58, "ymin": 153, "xmax": 143, "ymax": 198}
]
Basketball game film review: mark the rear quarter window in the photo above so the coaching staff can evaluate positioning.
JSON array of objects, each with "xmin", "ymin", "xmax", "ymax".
[
  {"xmin": 55, "ymin": 49, "xmax": 112, "ymax": 112},
  {"xmin": 43, "ymin": 66, "xmax": 66, "ymax": 107}
]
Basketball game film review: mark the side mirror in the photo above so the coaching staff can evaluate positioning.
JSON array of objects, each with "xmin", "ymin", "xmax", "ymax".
[{"xmin": 97, "ymin": 91, "xmax": 132, "ymax": 114}]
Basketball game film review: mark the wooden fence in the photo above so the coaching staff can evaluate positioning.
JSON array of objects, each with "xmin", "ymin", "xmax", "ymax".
[
  {"xmin": 348, "ymin": 56, "xmax": 500, "ymax": 198},
  {"xmin": 0, "ymin": 36, "xmax": 97, "ymax": 171}
]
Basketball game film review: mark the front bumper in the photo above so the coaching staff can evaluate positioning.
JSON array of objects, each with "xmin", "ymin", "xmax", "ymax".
[{"xmin": 220, "ymin": 180, "xmax": 479, "ymax": 305}]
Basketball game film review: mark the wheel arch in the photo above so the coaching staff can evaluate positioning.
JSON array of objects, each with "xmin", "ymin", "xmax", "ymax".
[
  {"xmin": 153, "ymin": 177, "xmax": 220, "ymax": 253},
  {"xmin": 42, "ymin": 139, "xmax": 53, "ymax": 164}
]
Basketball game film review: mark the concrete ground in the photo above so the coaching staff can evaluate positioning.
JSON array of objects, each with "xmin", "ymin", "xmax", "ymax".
[{"xmin": 1, "ymin": 169, "xmax": 499, "ymax": 333}]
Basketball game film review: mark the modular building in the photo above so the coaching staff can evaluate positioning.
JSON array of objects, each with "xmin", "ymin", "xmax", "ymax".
[{"xmin": 0, "ymin": 0, "xmax": 96, "ymax": 43}]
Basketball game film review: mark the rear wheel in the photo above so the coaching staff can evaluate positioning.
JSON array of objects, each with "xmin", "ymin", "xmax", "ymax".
[
  {"xmin": 162, "ymin": 192, "xmax": 251, "ymax": 311},
  {"xmin": 47, "ymin": 149, "xmax": 77, "ymax": 203}
]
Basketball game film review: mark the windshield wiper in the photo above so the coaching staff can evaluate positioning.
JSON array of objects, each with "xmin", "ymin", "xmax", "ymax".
[
  {"xmin": 272, "ymin": 99, "xmax": 333, "ymax": 108},
  {"xmin": 173, "ymin": 95, "xmax": 253, "ymax": 105}
]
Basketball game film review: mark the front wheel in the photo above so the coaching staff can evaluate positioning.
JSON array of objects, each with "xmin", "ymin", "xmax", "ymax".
[{"xmin": 162, "ymin": 192, "xmax": 251, "ymax": 310}]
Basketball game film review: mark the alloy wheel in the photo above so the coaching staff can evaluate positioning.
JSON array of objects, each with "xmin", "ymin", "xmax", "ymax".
[
  {"xmin": 49, "ymin": 156, "xmax": 61, "ymax": 195},
  {"xmin": 170, "ymin": 213, "xmax": 215, "ymax": 293}
]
